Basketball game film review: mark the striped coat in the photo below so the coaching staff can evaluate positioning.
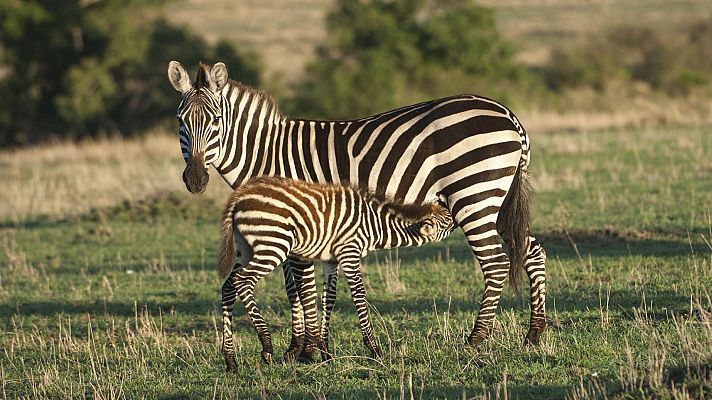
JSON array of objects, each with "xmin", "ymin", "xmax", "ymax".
[
  {"xmin": 168, "ymin": 61, "xmax": 547, "ymax": 364},
  {"xmin": 218, "ymin": 176, "xmax": 454, "ymax": 368}
]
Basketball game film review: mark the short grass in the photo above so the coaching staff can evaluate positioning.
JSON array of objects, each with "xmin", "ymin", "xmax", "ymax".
[{"xmin": 1, "ymin": 124, "xmax": 712, "ymax": 399}]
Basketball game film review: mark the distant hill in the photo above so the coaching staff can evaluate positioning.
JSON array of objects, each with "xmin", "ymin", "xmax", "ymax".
[{"xmin": 165, "ymin": 0, "xmax": 711, "ymax": 86}]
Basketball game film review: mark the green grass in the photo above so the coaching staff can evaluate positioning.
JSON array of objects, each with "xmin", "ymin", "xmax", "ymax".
[{"xmin": 2, "ymin": 126, "xmax": 712, "ymax": 399}]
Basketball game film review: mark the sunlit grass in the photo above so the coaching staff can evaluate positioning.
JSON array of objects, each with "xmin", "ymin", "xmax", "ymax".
[{"xmin": 1, "ymin": 124, "xmax": 711, "ymax": 398}]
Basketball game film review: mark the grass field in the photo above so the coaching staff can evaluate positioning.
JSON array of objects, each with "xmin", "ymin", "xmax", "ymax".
[{"xmin": 1, "ymin": 123, "xmax": 711, "ymax": 399}]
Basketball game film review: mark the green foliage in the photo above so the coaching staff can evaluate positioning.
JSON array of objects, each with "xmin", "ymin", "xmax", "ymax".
[
  {"xmin": 288, "ymin": 0, "xmax": 540, "ymax": 119},
  {"xmin": 544, "ymin": 21, "xmax": 712, "ymax": 95},
  {"xmin": 0, "ymin": 0, "xmax": 260, "ymax": 145}
]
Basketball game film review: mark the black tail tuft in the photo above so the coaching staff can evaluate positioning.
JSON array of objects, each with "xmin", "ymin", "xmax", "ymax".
[{"xmin": 496, "ymin": 167, "xmax": 533, "ymax": 294}]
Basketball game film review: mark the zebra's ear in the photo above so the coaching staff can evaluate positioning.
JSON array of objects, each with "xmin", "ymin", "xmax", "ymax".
[
  {"xmin": 209, "ymin": 62, "xmax": 229, "ymax": 92},
  {"xmin": 168, "ymin": 61, "xmax": 191, "ymax": 93}
]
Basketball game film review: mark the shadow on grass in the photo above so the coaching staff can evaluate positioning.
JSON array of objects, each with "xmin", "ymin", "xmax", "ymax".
[
  {"xmin": 0, "ymin": 298, "xmax": 215, "ymax": 320},
  {"xmin": 271, "ymin": 383, "xmax": 572, "ymax": 400},
  {"xmin": 1, "ymin": 281, "xmax": 695, "ymax": 326},
  {"xmin": 367, "ymin": 227, "xmax": 709, "ymax": 267}
]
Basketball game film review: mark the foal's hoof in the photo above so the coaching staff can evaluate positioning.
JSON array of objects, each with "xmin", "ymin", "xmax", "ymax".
[
  {"xmin": 224, "ymin": 356, "xmax": 238, "ymax": 372},
  {"xmin": 282, "ymin": 349, "xmax": 300, "ymax": 364},
  {"xmin": 297, "ymin": 348, "xmax": 318, "ymax": 364},
  {"xmin": 524, "ymin": 327, "xmax": 546, "ymax": 346},
  {"xmin": 261, "ymin": 351, "xmax": 274, "ymax": 365},
  {"xmin": 466, "ymin": 335, "xmax": 481, "ymax": 347}
]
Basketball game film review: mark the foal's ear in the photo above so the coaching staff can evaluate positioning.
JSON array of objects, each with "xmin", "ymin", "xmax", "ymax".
[
  {"xmin": 419, "ymin": 219, "xmax": 437, "ymax": 237},
  {"xmin": 209, "ymin": 62, "xmax": 229, "ymax": 92},
  {"xmin": 167, "ymin": 61, "xmax": 192, "ymax": 93}
]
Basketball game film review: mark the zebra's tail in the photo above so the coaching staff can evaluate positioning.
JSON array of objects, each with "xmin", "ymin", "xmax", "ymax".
[
  {"xmin": 496, "ymin": 166, "xmax": 533, "ymax": 294},
  {"xmin": 218, "ymin": 194, "xmax": 237, "ymax": 280}
]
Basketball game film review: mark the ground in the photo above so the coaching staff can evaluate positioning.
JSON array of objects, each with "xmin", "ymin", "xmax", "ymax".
[{"xmin": 1, "ymin": 124, "xmax": 711, "ymax": 399}]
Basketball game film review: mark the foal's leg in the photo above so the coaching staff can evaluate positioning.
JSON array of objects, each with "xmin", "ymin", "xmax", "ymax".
[
  {"xmin": 320, "ymin": 262, "xmax": 338, "ymax": 361},
  {"xmin": 234, "ymin": 248, "xmax": 285, "ymax": 364},
  {"xmin": 337, "ymin": 250, "xmax": 381, "ymax": 358},
  {"xmin": 221, "ymin": 265, "xmax": 241, "ymax": 372}
]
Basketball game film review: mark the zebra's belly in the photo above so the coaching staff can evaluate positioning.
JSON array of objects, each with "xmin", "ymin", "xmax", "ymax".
[{"xmin": 290, "ymin": 241, "xmax": 337, "ymax": 263}]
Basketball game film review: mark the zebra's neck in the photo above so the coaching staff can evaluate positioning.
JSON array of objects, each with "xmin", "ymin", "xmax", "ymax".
[{"xmin": 213, "ymin": 80, "xmax": 343, "ymax": 188}]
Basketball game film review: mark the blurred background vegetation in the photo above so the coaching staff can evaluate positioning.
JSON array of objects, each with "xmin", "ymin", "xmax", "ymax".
[{"xmin": 1, "ymin": 0, "xmax": 711, "ymax": 145}]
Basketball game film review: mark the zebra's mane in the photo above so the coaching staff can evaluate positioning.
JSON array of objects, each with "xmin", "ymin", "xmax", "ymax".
[
  {"xmin": 228, "ymin": 79, "xmax": 283, "ymax": 116},
  {"xmin": 193, "ymin": 62, "xmax": 282, "ymax": 116}
]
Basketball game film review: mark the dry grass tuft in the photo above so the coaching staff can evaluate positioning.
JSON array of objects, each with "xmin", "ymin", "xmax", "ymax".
[{"xmin": 0, "ymin": 131, "xmax": 230, "ymax": 222}]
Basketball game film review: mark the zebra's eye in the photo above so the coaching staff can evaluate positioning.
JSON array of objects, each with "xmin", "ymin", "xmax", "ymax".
[{"xmin": 212, "ymin": 116, "xmax": 222, "ymax": 126}]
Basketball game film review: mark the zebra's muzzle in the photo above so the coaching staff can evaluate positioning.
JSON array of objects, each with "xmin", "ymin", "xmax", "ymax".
[{"xmin": 183, "ymin": 155, "xmax": 209, "ymax": 194}]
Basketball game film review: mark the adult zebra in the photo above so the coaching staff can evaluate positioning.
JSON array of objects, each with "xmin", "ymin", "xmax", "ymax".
[{"xmin": 167, "ymin": 61, "xmax": 547, "ymax": 358}]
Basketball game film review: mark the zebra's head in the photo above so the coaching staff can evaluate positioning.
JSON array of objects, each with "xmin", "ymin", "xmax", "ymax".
[
  {"xmin": 419, "ymin": 203, "xmax": 455, "ymax": 242},
  {"xmin": 167, "ymin": 61, "xmax": 229, "ymax": 194}
]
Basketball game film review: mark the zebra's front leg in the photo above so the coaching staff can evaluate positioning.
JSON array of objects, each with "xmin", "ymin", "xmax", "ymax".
[
  {"xmin": 339, "ymin": 254, "xmax": 381, "ymax": 359},
  {"xmin": 282, "ymin": 261, "xmax": 305, "ymax": 363},
  {"xmin": 466, "ymin": 238, "xmax": 510, "ymax": 347},
  {"xmin": 290, "ymin": 259, "xmax": 321, "ymax": 363},
  {"xmin": 221, "ymin": 266, "xmax": 240, "ymax": 372},
  {"xmin": 524, "ymin": 237, "xmax": 547, "ymax": 345},
  {"xmin": 320, "ymin": 262, "xmax": 338, "ymax": 361}
]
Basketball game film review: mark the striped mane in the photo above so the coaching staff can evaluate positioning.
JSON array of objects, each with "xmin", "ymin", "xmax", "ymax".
[
  {"xmin": 194, "ymin": 62, "xmax": 282, "ymax": 116},
  {"xmin": 360, "ymin": 190, "xmax": 438, "ymax": 222},
  {"xmin": 195, "ymin": 62, "xmax": 209, "ymax": 89}
]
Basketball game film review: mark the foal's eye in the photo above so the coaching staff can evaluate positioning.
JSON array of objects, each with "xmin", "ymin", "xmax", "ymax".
[{"xmin": 212, "ymin": 116, "xmax": 222, "ymax": 125}]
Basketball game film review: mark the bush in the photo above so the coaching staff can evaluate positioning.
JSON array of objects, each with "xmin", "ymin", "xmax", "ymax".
[
  {"xmin": 288, "ymin": 0, "xmax": 540, "ymax": 119},
  {"xmin": 0, "ymin": 0, "xmax": 260, "ymax": 145},
  {"xmin": 544, "ymin": 21, "xmax": 712, "ymax": 95}
]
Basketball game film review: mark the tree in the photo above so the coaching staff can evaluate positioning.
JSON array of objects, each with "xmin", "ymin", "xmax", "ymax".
[
  {"xmin": 288, "ymin": 0, "xmax": 535, "ymax": 119},
  {"xmin": 0, "ymin": 0, "xmax": 260, "ymax": 145}
]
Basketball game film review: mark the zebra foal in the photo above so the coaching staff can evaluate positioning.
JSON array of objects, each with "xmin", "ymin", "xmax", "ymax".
[{"xmin": 218, "ymin": 176, "xmax": 454, "ymax": 370}]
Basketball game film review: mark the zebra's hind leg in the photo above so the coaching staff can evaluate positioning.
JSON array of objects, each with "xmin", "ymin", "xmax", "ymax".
[
  {"xmin": 524, "ymin": 236, "xmax": 547, "ymax": 345},
  {"xmin": 462, "ymin": 225, "xmax": 510, "ymax": 347},
  {"xmin": 338, "ymin": 251, "xmax": 381, "ymax": 359},
  {"xmin": 282, "ymin": 261, "xmax": 305, "ymax": 363},
  {"xmin": 235, "ymin": 250, "xmax": 284, "ymax": 364},
  {"xmin": 221, "ymin": 266, "xmax": 240, "ymax": 372},
  {"xmin": 320, "ymin": 262, "xmax": 338, "ymax": 361}
]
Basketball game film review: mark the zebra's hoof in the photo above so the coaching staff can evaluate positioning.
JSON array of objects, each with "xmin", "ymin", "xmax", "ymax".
[
  {"xmin": 282, "ymin": 349, "xmax": 300, "ymax": 364},
  {"xmin": 466, "ymin": 334, "xmax": 486, "ymax": 347},
  {"xmin": 224, "ymin": 356, "xmax": 238, "ymax": 372},
  {"xmin": 524, "ymin": 327, "xmax": 546, "ymax": 346},
  {"xmin": 297, "ymin": 349, "xmax": 318, "ymax": 364},
  {"xmin": 261, "ymin": 351, "xmax": 274, "ymax": 365}
]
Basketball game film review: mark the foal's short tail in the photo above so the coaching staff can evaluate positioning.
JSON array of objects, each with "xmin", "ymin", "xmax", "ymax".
[
  {"xmin": 496, "ymin": 166, "xmax": 533, "ymax": 294},
  {"xmin": 218, "ymin": 194, "xmax": 237, "ymax": 280}
]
